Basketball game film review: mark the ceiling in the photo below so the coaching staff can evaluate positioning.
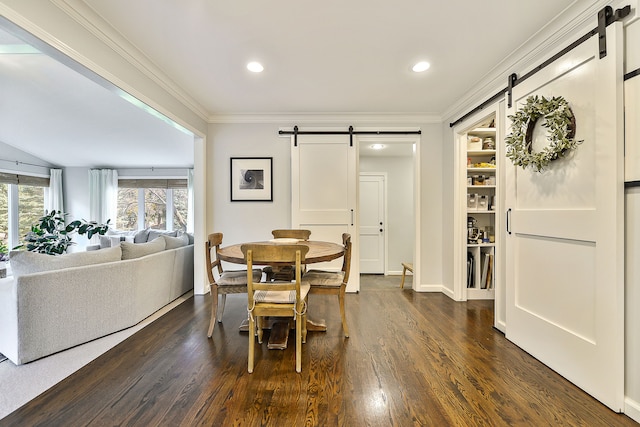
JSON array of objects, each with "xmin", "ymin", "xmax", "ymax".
[{"xmin": 0, "ymin": 0, "xmax": 583, "ymax": 167}]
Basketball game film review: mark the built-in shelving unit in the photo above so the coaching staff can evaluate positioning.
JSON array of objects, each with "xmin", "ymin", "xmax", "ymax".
[{"xmin": 464, "ymin": 121, "xmax": 497, "ymax": 299}]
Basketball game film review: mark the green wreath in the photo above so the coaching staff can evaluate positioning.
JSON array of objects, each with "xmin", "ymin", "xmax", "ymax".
[{"xmin": 505, "ymin": 95, "xmax": 582, "ymax": 172}]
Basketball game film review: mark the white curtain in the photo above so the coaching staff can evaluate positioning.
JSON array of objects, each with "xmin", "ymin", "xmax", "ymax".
[
  {"xmin": 187, "ymin": 168, "xmax": 194, "ymax": 233},
  {"xmin": 45, "ymin": 168, "xmax": 64, "ymax": 213},
  {"xmin": 89, "ymin": 169, "xmax": 118, "ymax": 225}
]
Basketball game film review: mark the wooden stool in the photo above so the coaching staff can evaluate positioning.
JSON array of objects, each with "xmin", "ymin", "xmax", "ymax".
[{"xmin": 400, "ymin": 262, "xmax": 413, "ymax": 289}]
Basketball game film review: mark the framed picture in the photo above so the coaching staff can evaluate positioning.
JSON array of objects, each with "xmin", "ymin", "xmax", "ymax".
[{"xmin": 230, "ymin": 157, "xmax": 273, "ymax": 202}]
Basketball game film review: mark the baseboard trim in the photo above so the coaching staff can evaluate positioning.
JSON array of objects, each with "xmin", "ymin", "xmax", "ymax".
[
  {"xmin": 625, "ymin": 396, "xmax": 640, "ymax": 423},
  {"xmin": 414, "ymin": 284, "xmax": 449, "ymax": 294}
]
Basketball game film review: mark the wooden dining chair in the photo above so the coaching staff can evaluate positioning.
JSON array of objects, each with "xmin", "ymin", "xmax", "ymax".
[
  {"xmin": 303, "ymin": 233, "xmax": 351, "ymax": 337},
  {"xmin": 264, "ymin": 229, "xmax": 311, "ymax": 281},
  {"xmin": 271, "ymin": 229, "xmax": 311, "ymax": 241},
  {"xmin": 242, "ymin": 243, "xmax": 310, "ymax": 373},
  {"xmin": 206, "ymin": 232, "xmax": 262, "ymax": 338}
]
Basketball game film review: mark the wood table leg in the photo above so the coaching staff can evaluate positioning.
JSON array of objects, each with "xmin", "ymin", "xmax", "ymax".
[
  {"xmin": 267, "ymin": 320, "xmax": 290, "ymax": 350},
  {"xmin": 240, "ymin": 316, "xmax": 326, "ymax": 349},
  {"xmin": 306, "ymin": 316, "xmax": 327, "ymax": 332}
]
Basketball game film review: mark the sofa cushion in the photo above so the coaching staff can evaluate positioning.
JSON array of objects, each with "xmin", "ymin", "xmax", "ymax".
[
  {"xmin": 147, "ymin": 229, "xmax": 178, "ymax": 242},
  {"xmin": 120, "ymin": 237, "xmax": 166, "ymax": 260},
  {"xmin": 9, "ymin": 246, "xmax": 122, "ymax": 277},
  {"xmin": 162, "ymin": 233, "xmax": 189, "ymax": 250}
]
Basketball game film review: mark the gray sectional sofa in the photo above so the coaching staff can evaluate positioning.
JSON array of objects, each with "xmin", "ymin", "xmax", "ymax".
[{"xmin": 0, "ymin": 235, "xmax": 194, "ymax": 365}]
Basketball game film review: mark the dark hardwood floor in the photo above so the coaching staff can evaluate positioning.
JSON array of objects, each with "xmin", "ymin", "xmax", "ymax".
[{"xmin": 1, "ymin": 275, "xmax": 636, "ymax": 426}]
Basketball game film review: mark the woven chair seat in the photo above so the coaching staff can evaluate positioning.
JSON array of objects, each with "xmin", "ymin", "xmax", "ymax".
[
  {"xmin": 218, "ymin": 269, "xmax": 262, "ymax": 286},
  {"xmin": 303, "ymin": 270, "xmax": 344, "ymax": 287},
  {"xmin": 254, "ymin": 283, "xmax": 310, "ymax": 303}
]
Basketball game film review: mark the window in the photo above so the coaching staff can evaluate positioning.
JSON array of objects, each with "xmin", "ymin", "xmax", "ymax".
[
  {"xmin": 18, "ymin": 184, "xmax": 45, "ymax": 239},
  {"xmin": 116, "ymin": 188, "xmax": 138, "ymax": 231},
  {"xmin": 0, "ymin": 172, "xmax": 48, "ymax": 248},
  {"xmin": 117, "ymin": 179, "xmax": 188, "ymax": 232},
  {"xmin": 144, "ymin": 188, "xmax": 167, "ymax": 230},
  {"xmin": 172, "ymin": 188, "xmax": 188, "ymax": 232},
  {"xmin": 0, "ymin": 183, "xmax": 7, "ymax": 249}
]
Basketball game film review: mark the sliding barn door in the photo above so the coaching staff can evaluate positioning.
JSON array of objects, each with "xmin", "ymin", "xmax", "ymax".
[
  {"xmin": 504, "ymin": 23, "xmax": 624, "ymax": 410},
  {"xmin": 291, "ymin": 135, "xmax": 359, "ymax": 292}
]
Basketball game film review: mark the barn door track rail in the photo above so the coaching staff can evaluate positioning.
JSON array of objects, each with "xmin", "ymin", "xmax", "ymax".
[
  {"xmin": 450, "ymin": 5, "xmax": 631, "ymax": 128},
  {"xmin": 280, "ymin": 126, "xmax": 421, "ymax": 146}
]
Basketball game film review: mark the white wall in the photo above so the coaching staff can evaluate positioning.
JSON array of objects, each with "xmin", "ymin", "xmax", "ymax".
[
  {"xmin": 62, "ymin": 167, "xmax": 90, "ymax": 251},
  {"xmin": 207, "ymin": 122, "xmax": 291, "ymax": 247},
  {"xmin": 360, "ymin": 156, "xmax": 414, "ymax": 274},
  {"xmin": 441, "ymin": 124, "xmax": 455, "ymax": 296},
  {"xmin": 0, "ymin": 140, "xmax": 53, "ymax": 177},
  {"xmin": 208, "ymin": 121, "xmax": 444, "ymax": 291}
]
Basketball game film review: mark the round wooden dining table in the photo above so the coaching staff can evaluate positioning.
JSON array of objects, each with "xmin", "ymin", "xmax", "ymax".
[
  {"xmin": 217, "ymin": 240, "xmax": 345, "ymax": 265},
  {"xmin": 216, "ymin": 239, "xmax": 345, "ymax": 348}
]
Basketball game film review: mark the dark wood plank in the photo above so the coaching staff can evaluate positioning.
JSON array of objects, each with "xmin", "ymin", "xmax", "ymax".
[{"xmin": 1, "ymin": 275, "xmax": 637, "ymax": 426}]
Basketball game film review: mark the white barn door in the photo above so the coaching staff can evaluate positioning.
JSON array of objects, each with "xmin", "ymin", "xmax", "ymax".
[
  {"xmin": 505, "ymin": 23, "xmax": 624, "ymax": 410},
  {"xmin": 291, "ymin": 134, "xmax": 359, "ymax": 292}
]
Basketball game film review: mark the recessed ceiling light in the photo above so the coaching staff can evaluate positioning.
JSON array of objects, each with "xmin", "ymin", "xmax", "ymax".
[
  {"xmin": 247, "ymin": 61, "xmax": 264, "ymax": 73},
  {"xmin": 412, "ymin": 61, "xmax": 430, "ymax": 72},
  {"xmin": 370, "ymin": 144, "xmax": 385, "ymax": 150}
]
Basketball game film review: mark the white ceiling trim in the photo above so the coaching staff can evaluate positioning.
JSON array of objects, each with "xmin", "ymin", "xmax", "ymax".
[
  {"xmin": 442, "ymin": 0, "xmax": 626, "ymax": 123},
  {"xmin": 52, "ymin": 0, "xmax": 210, "ymax": 122},
  {"xmin": 209, "ymin": 112, "xmax": 441, "ymax": 125}
]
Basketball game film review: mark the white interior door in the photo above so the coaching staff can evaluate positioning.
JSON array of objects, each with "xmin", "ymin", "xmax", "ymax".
[
  {"xmin": 505, "ymin": 23, "xmax": 624, "ymax": 410},
  {"xmin": 291, "ymin": 134, "xmax": 359, "ymax": 292},
  {"xmin": 359, "ymin": 174, "xmax": 385, "ymax": 274}
]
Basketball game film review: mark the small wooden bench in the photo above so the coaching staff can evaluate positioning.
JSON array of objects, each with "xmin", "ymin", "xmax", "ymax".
[{"xmin": 400, "ymin": 262, "xmax": 413, "ymax": 288}]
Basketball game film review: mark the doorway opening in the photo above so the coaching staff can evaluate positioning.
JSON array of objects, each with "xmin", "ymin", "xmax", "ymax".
[{"xmin": 357, "ymin": 135, "xmax": 419, "ymax": 288}]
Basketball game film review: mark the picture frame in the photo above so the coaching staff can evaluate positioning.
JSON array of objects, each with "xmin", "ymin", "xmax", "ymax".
[{"xmin": 230, "ymin": 157, "xmax": 273, "ymax": 202}]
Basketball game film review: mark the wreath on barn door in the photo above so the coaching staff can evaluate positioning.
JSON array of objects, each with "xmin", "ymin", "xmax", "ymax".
[{"xmin": 505, "ymin": 95, "xmax": 582, "ymax": 172}]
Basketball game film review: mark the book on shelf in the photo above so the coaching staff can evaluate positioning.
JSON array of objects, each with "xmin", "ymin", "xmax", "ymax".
[
  {"xmin": 485, "ymin": 253, "xmax": 494, "ymax": 289},
  {"xmin": 467, "ymin": 252, "xmax": 474, "ymax": 288},
  {"xmin": 480, "ymin": 253, "xmax": 489, "ymax": 289},
  {"xmin": 479, "ymin": 252, "xmax": 494, "ymax": 289}
]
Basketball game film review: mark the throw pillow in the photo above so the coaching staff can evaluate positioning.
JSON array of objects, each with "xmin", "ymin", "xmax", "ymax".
[
  {"xmin": 147, "ymin": 229, "xmax": 178, "ymax": 242},
  {"xmin": 180, "ymin": 231, "xmax": 194, "ymax": 245},
  {"xmin": 99, "ymin": 235, "xmax": 112, "ymax": 249},
  {"xmin": 120, "ymin": 237, "xmax": 166, "ymax": 260},
  {"xmin": 134, "ymin": 228, "xmax": 151, "ymax": 243},
  {"xmin": 162, "ymin": 233, "xmax": 189, "ymax": 250},
  {"xmin": 99, "ymin": 235, "xmax": 127, "ymax": 249},
  {"xmin": 9, "ymin": 246, "xmax": 122, "ymax": 277}
]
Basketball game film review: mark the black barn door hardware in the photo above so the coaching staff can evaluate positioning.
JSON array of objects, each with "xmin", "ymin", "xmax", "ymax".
[
  {"xmin": 281, "ymin": 126, "xmax": 421, "ymax": 147},
  {"xmin": 450, "ymin": 5, "xmax": 630, "ymax": 127}
]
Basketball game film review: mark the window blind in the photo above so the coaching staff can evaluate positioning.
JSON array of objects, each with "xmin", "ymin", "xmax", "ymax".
[
  {"xmin": 118, "ymin": 179, "xmax": 187, "ymax": 189},
  {"xmin": 0, "ymin": 172, "xmax": 49, "ymax": 187}
]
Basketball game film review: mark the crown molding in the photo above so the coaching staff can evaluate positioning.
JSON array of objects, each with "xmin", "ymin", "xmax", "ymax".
[
  {"xmin": 52, "ymin": 0, "xmax": 209, "ymax": 122},
  {"xmin": 443, "ymin": 0, "xmax": 629, "ymax": 123},
  {"xmin": 208, "ymin": 112, "xmax": 442, "ymax": 125}
]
